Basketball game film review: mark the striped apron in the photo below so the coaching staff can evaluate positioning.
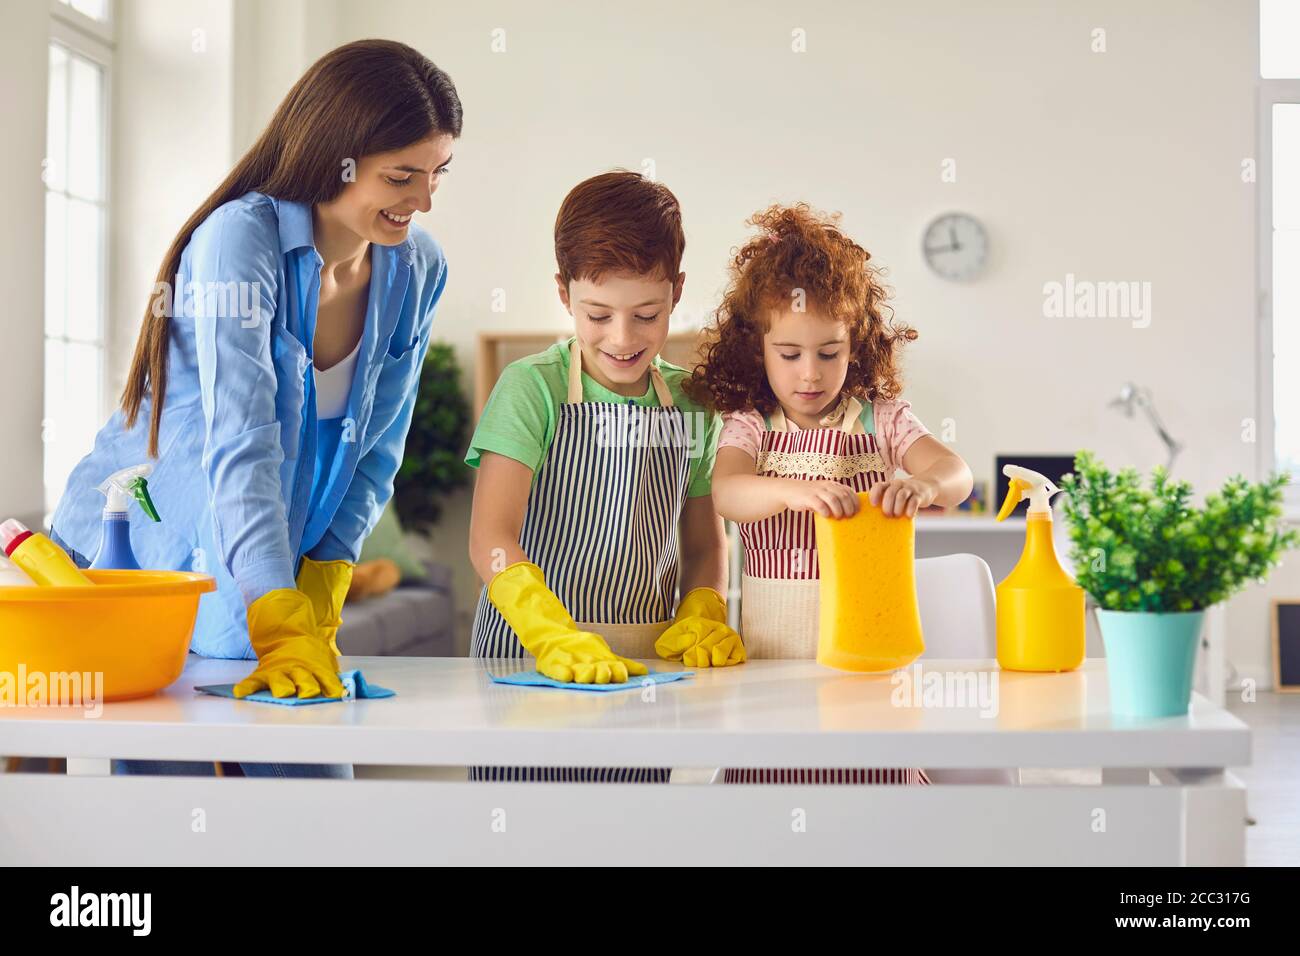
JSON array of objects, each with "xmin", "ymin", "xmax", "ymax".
[
  {"xmin": 729, "ymin": 395, "xmax": 929, "ymax": 786},
  {"xmin": 469, "ymin": 339, "xmax": 690, "ymax": 783}
]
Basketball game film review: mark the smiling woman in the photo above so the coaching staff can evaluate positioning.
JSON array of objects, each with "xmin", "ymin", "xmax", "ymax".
[
  {"xmin": 46, "ymin": 40, "xmax": 462, "ymax": 777},
  {"xmin": 311, "ymin": 137, "xmax": 454, "ymax": 371}
]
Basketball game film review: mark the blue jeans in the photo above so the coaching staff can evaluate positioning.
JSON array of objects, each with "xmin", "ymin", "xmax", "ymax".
[
  {"xmin": 47, "ymin": 525, "xmax": 90, "ymax": 567},
  {"xmin": 49, "ymin": 526, "xmax": 353, "ymax": 781},
  {"xmin": 112, "ymin": 760, "xmax": 353, "ymax": 778}
]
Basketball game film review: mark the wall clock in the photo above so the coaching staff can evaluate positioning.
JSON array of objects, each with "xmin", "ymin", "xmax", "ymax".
[{"xmin": 922, "ymin": 212, "xmax": 989, "ymax": 281}]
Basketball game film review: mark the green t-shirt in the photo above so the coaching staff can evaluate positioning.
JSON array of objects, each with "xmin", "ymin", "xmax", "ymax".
[{"xmin": 465, "ymin": 337, "xmax": 719, "ymax": 497}]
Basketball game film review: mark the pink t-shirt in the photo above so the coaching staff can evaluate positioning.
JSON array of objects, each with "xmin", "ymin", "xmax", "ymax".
[{"xmin": 718, "ymin": 398, "xmax": 932, "ymax": 476}]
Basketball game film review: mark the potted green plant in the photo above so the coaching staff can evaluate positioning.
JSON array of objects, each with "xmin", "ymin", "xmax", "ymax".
[
  {"xmin": 1058, "ymin": 451, "xmax": 1297, "ymax": 717},
  {"xmin": 392, "ymin": 342, "xmax": 471, "ymax": 536}
]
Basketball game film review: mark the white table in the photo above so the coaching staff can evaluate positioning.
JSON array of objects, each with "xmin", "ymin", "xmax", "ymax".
[{"xmin": 0, "ymin": 657, "xmax": 1249, "ymax": 865}]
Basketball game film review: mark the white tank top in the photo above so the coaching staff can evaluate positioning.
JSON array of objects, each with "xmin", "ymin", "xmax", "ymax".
[{"xmin": 314, "ymin": 337, "xmax": 362, "ymax": 420}]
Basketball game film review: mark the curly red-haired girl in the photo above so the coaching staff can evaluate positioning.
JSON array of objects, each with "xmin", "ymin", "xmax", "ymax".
[
  {"xmin": 689, "ymin": 203, "xmax": 972, "ymax": 785},
  {"xmin": 690, "ymin": 202, "xmax": 972, "ymax": 669}
]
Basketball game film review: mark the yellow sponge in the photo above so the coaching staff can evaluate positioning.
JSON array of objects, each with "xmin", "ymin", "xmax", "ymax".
[{"xmin": 814, "ymin": 492, "xmax": 925, "ymax": 672}]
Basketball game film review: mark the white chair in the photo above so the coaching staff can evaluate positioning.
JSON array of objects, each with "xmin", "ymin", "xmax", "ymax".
[
  {"xmin": 915, "ymin": 552, "xmax": 997, "ymax": 657},
  {"xmin": 915, "ymin": 553, "xmax": 1018, "ymax": 785}
]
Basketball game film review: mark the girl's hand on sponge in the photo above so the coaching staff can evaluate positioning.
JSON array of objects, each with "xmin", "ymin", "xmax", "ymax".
[
  {"xmin": 869, "ymin": 477, "xmax": 939, "ymax": 517},
  {"xmin": 784, "ymin": 480, "xmax": 861, "ymax": 518}
]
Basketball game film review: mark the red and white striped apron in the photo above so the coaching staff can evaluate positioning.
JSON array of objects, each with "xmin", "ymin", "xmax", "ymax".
[{"xmin": 729, "ymin": 395, "xmax": 929, "ymax": 786}]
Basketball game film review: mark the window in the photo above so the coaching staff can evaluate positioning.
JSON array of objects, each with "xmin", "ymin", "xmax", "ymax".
[
  {"xmin": 1261, "ymin": 0, "xmax": 1300, "ymax": 78},
  {"xmin": 1259, "ymin": 2, "xmax": 1300, "ymax": 510},
  {"xmin": 1272, "ymin": 105, "xmax": 1300, "ymax": 484},
  {"xmin": 44, "ymin": 1, "xmax": 113, "ymax": 515}
]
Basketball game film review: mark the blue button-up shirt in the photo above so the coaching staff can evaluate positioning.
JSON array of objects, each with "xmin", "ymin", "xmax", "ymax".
[{"xmin": 50, "ymin": 192, "xmax": 448, "ymax": 658}]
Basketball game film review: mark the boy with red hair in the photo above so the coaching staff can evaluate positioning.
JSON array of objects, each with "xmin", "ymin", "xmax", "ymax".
[{"xmin": 466, "ymin": 172, "xmax": 742, "ymax": 736}]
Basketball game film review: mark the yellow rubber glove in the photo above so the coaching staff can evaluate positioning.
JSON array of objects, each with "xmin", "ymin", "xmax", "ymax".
[
  {"xmin": 233, "ymin": 588, "xmax": 345, "ymax": 700},
  {"xmin": 655, "ymin": 587, "xmax": 747, "ymax": 668},
  {"xmin": 296, "ymin": 556, "xmax": 355, "ymax": 657},
  {"xmin": 488, "ymin": 561, "xmax": 649, "ymax": 684}
]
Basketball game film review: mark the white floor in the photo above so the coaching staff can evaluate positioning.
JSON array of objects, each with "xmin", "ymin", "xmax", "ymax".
[{"xmin": 1227, "ymin": 690, "xmax": 1300, "ymax": 867}]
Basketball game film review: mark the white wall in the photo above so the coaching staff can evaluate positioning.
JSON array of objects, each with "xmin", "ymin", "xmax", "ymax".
[
  {"xmin": 230, "ymin": 0, "xmax": 340, "ymax": 155},
  {"xmin": 101, "ymin": 0, "xmax": 1288, "ymax": 685},
  {"xmin": 0, "ymin": 1, "xmax": 53, "ymax": 527}
]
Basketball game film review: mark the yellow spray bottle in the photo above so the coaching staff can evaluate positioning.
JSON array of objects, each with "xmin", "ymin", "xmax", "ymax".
[{"xmin": 994, "ymin": 465, "xmax": 1084, "ymax": 672}]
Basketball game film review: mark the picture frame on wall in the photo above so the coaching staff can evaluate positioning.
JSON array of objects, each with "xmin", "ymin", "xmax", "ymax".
[{"xmin": 1271, "ymin": 599, "xmax": 1300, "ymax": 693}]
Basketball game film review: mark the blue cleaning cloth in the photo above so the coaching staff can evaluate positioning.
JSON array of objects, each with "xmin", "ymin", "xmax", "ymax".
[
  {"xmin": 489, "ymin": 669, "xmax": 693, "ymax": 692},
  {"xmin": 195, "ymin": 669, "xmax": 395, "ymax": 705}
]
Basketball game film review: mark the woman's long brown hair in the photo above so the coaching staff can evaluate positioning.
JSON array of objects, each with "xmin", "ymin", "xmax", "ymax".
[{"xmin": 120, "ymin": 39, "xmax": 463, "ymax": 456}]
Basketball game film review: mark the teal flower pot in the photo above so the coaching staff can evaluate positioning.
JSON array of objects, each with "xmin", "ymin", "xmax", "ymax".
[{"xmin": 1096, "ymin": 608, "xmax": 1203, "ymax": 718}]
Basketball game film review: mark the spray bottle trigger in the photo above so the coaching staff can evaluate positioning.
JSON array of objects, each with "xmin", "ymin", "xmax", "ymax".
[
  {"xmin": 129, "ymin": 477, "xmax": 161, "ymax": 522},
  {"xmin": 996, "ymin": 477, "xmax": 1029, "ymax": 522}
]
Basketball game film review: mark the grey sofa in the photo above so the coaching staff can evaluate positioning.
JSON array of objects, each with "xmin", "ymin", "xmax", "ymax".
[{"xmin": 336, "ymin": 560, "xmax": 456, "ymax": 657}]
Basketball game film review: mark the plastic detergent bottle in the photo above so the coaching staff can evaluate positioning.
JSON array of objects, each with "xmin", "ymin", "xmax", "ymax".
[
  {"xmin": 993, "ymin": 465, "xmax": 1085, "ymax": 672},
  {"xmin": 0, "ymin": 552, "xmax": 34, "ymax": 587},
  {"xmin": 0, "ymin": 519, "xmax": 94, "ymax": 586},
  {"xmin": 91, "ymin": 463, "xmax": 162, "ymax": 571}
]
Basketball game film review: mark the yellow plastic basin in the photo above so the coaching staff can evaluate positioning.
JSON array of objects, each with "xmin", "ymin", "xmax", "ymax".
[{"xmin": 0, "ymin": 570, "xmax": 216, "ymax": 702}]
